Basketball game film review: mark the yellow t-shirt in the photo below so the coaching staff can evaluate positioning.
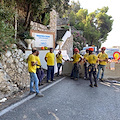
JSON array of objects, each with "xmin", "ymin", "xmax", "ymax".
[
  {"xmin": 35, "ymin": 56, "xmax": 41, "ymax": 68},
  {"xmin": 45, "ymin": 52, "xmax": 55, "ymax": 66},
  {"xmin": 28, "ymin": 54, "xmax": 36, "ymax": 73},
  {"xmin": 87, "ymin": 54, "xmax": 98, "ymax": 64},
  {"xmin": 97, "ymin": 52, "xmax": 108, "ymax": 65},
  {"xmin": 56, "ymin": 54, "xmax": 63, "ymax": 63},
  {"xmin": 84, "ymin": 53, "xmax": 89, "ymax": 59},
  {"xmin": 73, "ymin": 53, "xmax": 81, "ymax": 63}
]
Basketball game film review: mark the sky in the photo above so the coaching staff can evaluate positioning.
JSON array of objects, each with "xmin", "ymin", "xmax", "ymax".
[{"xmin": 70, "ymin": 0, "xmax": 120, "ymax": 48}]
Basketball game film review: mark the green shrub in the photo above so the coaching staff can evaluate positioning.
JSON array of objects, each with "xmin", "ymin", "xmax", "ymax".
[{"xmin": 0, "ymin": 3, "xmax": 15, "ymax": 53}]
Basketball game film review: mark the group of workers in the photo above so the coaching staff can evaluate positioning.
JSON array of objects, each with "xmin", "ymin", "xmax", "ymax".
[
  {"xmin": 72, "ymin": 47, "xmax": 108, "ymax": 87},
  {"xmin": 27, "ymin": 48, "xmax": 66, "ymax": 97},
  {"xmin": 27, "ymin": 46, "xmax": 108, "ymax": 97}
]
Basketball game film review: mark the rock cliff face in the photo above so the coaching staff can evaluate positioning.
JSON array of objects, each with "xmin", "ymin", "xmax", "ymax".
[{"xmin": 0, "ymin": 46, "xmax": 30, "ymax": 99}]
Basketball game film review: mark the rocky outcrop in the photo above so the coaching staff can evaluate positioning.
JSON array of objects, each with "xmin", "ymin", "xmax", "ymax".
[{"xmin": 0, "ymin": 45, "xmax": 30, "ymax": 99}]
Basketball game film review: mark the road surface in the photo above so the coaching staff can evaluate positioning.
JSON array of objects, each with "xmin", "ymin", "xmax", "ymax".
[{"xmin": 0, "ymin": 77, "xmax": 120, "ymax": 120}]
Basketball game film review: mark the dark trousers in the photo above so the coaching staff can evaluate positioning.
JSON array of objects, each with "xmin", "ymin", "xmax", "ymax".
[
  {"xmin": 47, "ymin": 65, "xmax": 54, "ymax": 82},
  {"xmin": 36, "ymin": 68, "xmax": 44, "ymax": 83},
  {"xmin": 84, "ymin": 62, "xmax": 88, "ymax": 78},
  {"xmin": 57, "ymin": 63, "xmax": 62, "ymax": 76},
  {"xmin": 71, "ymin": 63, "xmax": 80, "ymax": 79},
  {"xmin": 88, "ymin": 65, "xmax": 97, "ymax": 85}
]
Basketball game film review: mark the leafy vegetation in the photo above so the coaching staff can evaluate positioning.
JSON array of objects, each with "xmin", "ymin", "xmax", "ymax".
[
  {"xmin": 19, "ymin": 31, "xmax": 34, "ymax": 40},
  {"xmin": 0, "ymin": 0, "xmax": 70, "ymax": 53},
  {"xmin": 72, "ymin": 31, "xmax": 86, "ymax": 50},
  {"xmin": 76, "ymin": 7, "xmax": 113, "ymax": 48},
  {"xmin": 0, "ymin": 3, "xmax": 15, "ymax": 53},
  {"xmin": 63, "ymin": 1, "xmax": 113, "ymax": 50}
]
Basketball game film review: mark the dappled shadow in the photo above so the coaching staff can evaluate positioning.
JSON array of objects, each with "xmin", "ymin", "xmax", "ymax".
[{"xmin": 100, "ymin": 82, "xmax": 120, "ymax": 92}]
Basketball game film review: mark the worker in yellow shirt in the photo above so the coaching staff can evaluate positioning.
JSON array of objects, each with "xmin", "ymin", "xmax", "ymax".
[
  {"xmin": 28, "ymin": 49, "xmax": 44, "ymax": 97},
  {"xmin": 35, "ymin": 50, "xmax": 44, "ymax": 86},
  {"xmin": 87, "ymin": 48, "xmax": 98, "ymax": 87},
  {"xmin": 83, "ymin": 49, "xmax": 89, "ymax": 80},
  {"xmin": 71, "ymin": 48, "xmax": 82, "ymax": 80},
  {"xmin": 97, "ymin": 47, "xmax": 108, "ymax": 82},
  {"xmin": 56, "ymin": 50, "xmax": 65, "ymax": 76},
  {"xmin": 45, "ymin": 48, "xmax": 55, "ymax": 83}
]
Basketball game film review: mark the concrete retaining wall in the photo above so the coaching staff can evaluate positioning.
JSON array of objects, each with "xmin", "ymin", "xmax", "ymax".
[{"xmin": 62, "ymin": 62, "xmax": 120, "ymax": 79}]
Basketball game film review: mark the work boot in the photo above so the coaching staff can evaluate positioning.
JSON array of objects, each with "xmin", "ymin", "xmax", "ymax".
[
  {"xmin": 51, "ymin": 79, "xmax": 56, "ymax": 81},
  {"xmin": 84, "ymin": 77, "xmax": 88, "ymax": 80},
  {"xmin": 47, "ymin": 80, "xmax": 52, "ymax": 83},
  {"xmin": 94, "ymin": 84, "xmax": 98, "ymax": 87},
  {"xmin": 100, "ymin": 79, "xmax": 104, "ymax": 82},
  {"xmin": 36, "ymin": 92, "xmax": 44, "ymax": 97},
  {"xmin": 29, "ymin": 91, "xmax": 36, "ymax": 95},
  {"xmin": 39, "ymin": 83, "xmax": 44, "ymax": 86},
  {"xmin": 89, "ymin": 84, "xmax": 93, "ymax": 88},
  {"xmin": 57, "ymin": 74, "xmax": 59, "ymax": 77},
  {"xmin": 74, "ymin": 78, "xmax": 78, "ymax": 81}
]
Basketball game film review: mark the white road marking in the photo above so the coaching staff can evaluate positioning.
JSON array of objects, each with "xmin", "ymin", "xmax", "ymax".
[
  {"xmin": 48, "ymin": 111, "xmax": 59, "ymax": 120},
  {"xmin": 0, "ymin": 77, "xmax": 66, "ymax": 117}
]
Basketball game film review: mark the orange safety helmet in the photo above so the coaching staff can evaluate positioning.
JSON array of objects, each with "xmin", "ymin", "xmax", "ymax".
[
  {"xmin": 74, "ymin": 48, "xmax": 79, "ymax": 52},
  {"xmin": 101, "ymin": 47, "xmax": 106, "ymax": 50},
  {"xmin": 88, "ymin": 48, "xmax": 94, "ymax": 51}
]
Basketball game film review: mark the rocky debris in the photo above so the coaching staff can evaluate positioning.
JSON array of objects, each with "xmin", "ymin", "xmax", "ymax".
[
  {"xmin": 0, "ymin": 48, "xmax": 30, "ymax": 99},
  {"xmin": 0, "ymin": 98, "xmax": 7, "ymax": 103}
]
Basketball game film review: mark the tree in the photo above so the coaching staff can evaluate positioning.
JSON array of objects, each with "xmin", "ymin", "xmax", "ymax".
[
  {"xmin": 95, "ymin": 7, "xmax": 113, "ymax": 42},
  {"xmin": 62, "ymin": 1, "xmax": 113, "ymax": 50},
  {"xmin": 0, "ymin": 3, "xmax": 15, "ymax": 53},
  {"xmin": 14, "ymin": 0, "xmax": 70, "ymax": 30},
  {"xmin": 75, "ymin": 9, "xmax": 88, "ymax": 30},
  {"xmin": 69, "ymin": 11, "xmax": 76, "ymax": 26},
  {"xmin": 75, "ymin": 7, "xmax": 113, "ymax": 48},
  {"xmin": 70, "ymin": 0, "xmax": 81, "ymax": 13}
]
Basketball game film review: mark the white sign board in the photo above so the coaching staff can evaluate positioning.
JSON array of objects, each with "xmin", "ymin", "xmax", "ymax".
[{"xmin": 32, "ymin": 32, "xmax": 53, "ymax": 48}]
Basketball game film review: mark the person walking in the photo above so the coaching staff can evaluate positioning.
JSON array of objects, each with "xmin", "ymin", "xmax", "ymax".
[
  {"xmin": 86, "ymin": 48, "xmax": 98, "ymax": 87},
  {"xmin": 45, "ymin": 48, "xmax": 55, "ymax": 83},
  {"xmin": 71, "ymin": 48, "xmax": 82, "ymax": 80},
  {"xmin": 35, "ymin": 50, "xmax": 44, "ymax": 86},
  {"xmin": 83, "ymin": 49, "xmax": 89, "ymax": 80},
  {"xmin": 97, "ymin": 47, "xmax": 108, "ymax": 82},
  {"xmin": 27, "ymin": 49, "xmax": 44, "ymax": 97},
  {"xmin": 56, "ymin": 50, "xmax": 65, "ymax": 76}
]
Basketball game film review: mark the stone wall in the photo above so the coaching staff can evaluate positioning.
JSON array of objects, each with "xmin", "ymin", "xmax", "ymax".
[
  {"xmin": 30, "ymin": 9, "xmax": 57, "ymax": 39},
  {"xmin": 62, "ymin": 35, "xmax": 73, "ymax": 58},
  {"xmin": 57, "ymin": 15, "xmax": 69, "ymax": 26},
  {"xmin": 0, "ymin": 46, "xmax": 29, "ymax": 99}
]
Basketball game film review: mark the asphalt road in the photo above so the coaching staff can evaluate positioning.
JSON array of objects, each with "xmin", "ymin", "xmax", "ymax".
[{"xmin": 0, "ymin": 77, "xmax": 120, "ymax": 120}]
